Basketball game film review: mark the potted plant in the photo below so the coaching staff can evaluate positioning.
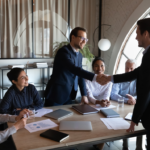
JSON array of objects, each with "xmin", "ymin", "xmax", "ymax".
[{"xmin": 53, "ymin": 41, "xmax": 94, "ymax": 63}]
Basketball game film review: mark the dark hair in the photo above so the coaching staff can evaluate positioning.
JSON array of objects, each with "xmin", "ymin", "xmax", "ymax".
[
  {"xmin": 92, "ymin": 57, "xmax": 105, "ymax": 68},
  {"xmin": 137, "ymin": 18, "xmax": 150, "ymax": 35},
  {"xmin": 7, "ymin": 68, "xmax": 24, "ymax": 83},
  {"xmin": 69, "ymin": 27, "xmax": 87, "ymax": 42}
]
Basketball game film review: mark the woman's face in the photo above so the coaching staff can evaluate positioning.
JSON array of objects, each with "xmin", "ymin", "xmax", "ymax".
[
  {"xmin": 93, "ymin": 60, "xmax": 105, "ymax": 75},
  {"xmin": 12, "ymin": 71, "xmax": 28, "ymax": 90}
]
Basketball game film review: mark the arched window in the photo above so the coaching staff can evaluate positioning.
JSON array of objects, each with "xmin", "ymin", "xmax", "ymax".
[{"xmin": 115, "ymin": 12, "xmax": 150, "ymax": 74}]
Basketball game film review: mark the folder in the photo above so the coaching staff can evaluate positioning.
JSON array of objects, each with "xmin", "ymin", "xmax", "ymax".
[{"xmin": 100, "ymin": 109, "xmax": 120, "ymax": 118}]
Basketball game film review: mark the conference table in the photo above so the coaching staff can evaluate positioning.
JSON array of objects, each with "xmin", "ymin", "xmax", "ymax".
[{"xmin": 8, "ymin": 101, "xmax": 146, "ymax": 150}]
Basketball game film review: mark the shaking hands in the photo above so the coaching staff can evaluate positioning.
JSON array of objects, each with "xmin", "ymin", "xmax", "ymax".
[{"xmin": 96, "ymin": 74, "xmax": 111, "ymax": 85}]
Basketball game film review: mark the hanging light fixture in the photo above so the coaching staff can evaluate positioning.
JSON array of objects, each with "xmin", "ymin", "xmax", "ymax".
[
  {"xmin": 98, "ymin": 0, "xmax": 111, "ymax": 51},
  {"xmin": 98, "ymin": 24, "xmax": 111, "ymax": 51}
]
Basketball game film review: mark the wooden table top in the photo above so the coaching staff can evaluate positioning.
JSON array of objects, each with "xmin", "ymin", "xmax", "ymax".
[{"xmin": 8, "ymin": 101, "xmax": 146, "ymax": 150}]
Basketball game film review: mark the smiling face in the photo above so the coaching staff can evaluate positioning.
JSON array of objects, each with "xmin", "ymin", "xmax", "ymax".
[
  {"xmin": 12, "ymin": 71, "xmax": 29, "ymax": 91},
  {"xmin": 71, "ymin": 30, "xmax": 87, "ymax": 51},
  {"xmin": 93, "ymin": 60, "xmax": 105, "ymax": 75}
]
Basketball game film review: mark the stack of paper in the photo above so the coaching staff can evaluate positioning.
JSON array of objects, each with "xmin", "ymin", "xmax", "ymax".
[
  {"xmin": 100, "ymin": 118, "xmax": 130, "ymax": 130},
  {"xmin": 91, "ymin": 104, "xmax": 116, "ymax": 111},
  {"xmin": 34, "ymin": 108, "xmax": 53, "ymax": 117},
  {"xmin": 8, "ymin": 64, "xmax": 25, "ymax": 69},
  {"xmin": 32, "ymin": 62, "xmax": 48, "ymax": 68},
  {"xmin": 25, "ymin": 119, "xmax": 58, "ymax": 133}
]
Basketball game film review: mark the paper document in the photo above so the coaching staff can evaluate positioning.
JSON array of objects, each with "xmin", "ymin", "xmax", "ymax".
[
  {"xmin": 34, "ymin": 108, "xmax": 53, "ymax": 117},
  {"xmin": 100, "ymin": 118, "xmax": 130, "ymax": 130},
  {"xmin": 25, "ymin": 119, "xmax": 58, "ymax": 133},
  {"xmin": 91, "ymin": 104, "xmax": 116, "ymax": 111}
]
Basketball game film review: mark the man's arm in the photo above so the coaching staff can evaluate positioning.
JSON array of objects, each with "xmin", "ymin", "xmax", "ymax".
[
  {"xmin": 56, "ymin": 48, "xmax": 95, "ymax": 81},
  {"xmin": 113, "ymin": 67, "xmax": 139, "ymax": 83}
]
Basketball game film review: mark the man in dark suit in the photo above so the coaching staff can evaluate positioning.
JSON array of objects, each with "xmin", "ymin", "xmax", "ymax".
[
  {"xmin": 97, "ymin": 18, "xmax": 150, "ymax": 150},
  {"xmin": 45, "ymin": 27, "xmax": 101, "ymax": 106}
]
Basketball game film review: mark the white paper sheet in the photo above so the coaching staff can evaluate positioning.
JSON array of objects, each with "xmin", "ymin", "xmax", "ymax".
[
  {"xmin": 34, "ymin": 108, "xmax": 53, "ymax": 117},
  {"xmin": 25, "ymin": 119, "xmax": 58, "ymax": 133},
  {"xmin": 91, "ymin": 104, "xmax": 116, "ymax": 111},
  {"xmin": 100, "ymin": 118, "xmax": 113, "ymax": 129},
  {"xmin": 100, "ymin": 118, "xmax": 130, "ymax": 130}
]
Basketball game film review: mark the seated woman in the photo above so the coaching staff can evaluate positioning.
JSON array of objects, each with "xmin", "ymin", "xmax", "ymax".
[
  {"xmin": 85, "ymin": 57, "xmax": 113, "ymax": 107},
  {"xmin": 0, "ymin": 68, "xmax": 43, "ymax": 115},
  {"xmin": 85, "ymin": 57, "xmax": 113, "ymax": 150}
]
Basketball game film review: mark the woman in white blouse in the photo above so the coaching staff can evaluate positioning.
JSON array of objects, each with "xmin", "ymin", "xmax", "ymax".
[{"xmin": 85, "ymin": 57, "xmax": 113, "ymax": 107}]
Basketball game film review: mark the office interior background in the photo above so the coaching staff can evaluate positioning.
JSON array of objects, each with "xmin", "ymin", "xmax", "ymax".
[{"xmin": 0, "ymin": 0, "xmax": 150, "ymax": 98}]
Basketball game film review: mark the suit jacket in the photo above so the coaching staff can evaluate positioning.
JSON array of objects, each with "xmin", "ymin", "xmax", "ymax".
[
  {"xmin": 45, "ymin": 44, "xmax": 94, "ymax": 106},
  {"xmin": 113, "ymin": 47, "xmax": 150, "ymax": 125}
]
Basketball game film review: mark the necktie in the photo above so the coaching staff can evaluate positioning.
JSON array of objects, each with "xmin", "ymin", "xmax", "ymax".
[{"xmin": 74, "ymin": 52, "xmax": 79, "ymax": 91}]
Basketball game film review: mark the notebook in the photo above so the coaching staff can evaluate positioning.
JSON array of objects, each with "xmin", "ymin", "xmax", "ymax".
[
  {"xmin": 72, "ymin": 104, "xmax": 98, "ymax": 115},
  {"xmin": 100, "ymin": 109, "xmax": 120, "ymax": 118},
  {"xmin": 59, "ymin": 121, "xmax": 92, "ymax": 131},
  {"xmin": 44, "ymin": 109, "xmax": 73, "ymax": 120},
  {"xmin": 40, "ymin": 129, "xmax": 69, "ymax": 142}
]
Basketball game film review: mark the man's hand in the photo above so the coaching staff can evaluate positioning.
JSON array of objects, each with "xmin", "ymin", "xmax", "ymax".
[
  {"xmin": 126, "ymin": 94, "xmax": 136, "ymax": 105},
  {"xmin": 126, "ymin": 121, "xmax": 138, "ymax": 132},
  {"xmin": 14, "ymin": 118, "xmax": 27, "ymax": 131},
  {"xmin": 80, "ymin": 96, "xmax": 89, "ymax": 105},
  {"xmin": 15, "ymin": 109, "xmax": 30, "ymax": 121},
  {"xmin": 96, "ymin": 74, "xmax": 111, "ymax": 85}
]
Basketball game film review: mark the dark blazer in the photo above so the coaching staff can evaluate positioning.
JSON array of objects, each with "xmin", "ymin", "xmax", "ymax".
[
  {"xmin": 113, "ymin": 47, "xmax": 150, "ymax": 126},
  {"xmin": 45, "ymin": 44, "xmax": 94, "ymax": 106}
]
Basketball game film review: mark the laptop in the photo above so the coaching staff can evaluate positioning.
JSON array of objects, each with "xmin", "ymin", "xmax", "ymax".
[
  {"xmin": 72, "ymin": 104, "xmax": 98, "ymax": 115},
  {"xmin": 59, "ymin": 121, "xmax": 93, "ymax": 131},
  {"xmin": 44, "ymin": 109, "xmax": 73, "ymax": 120}
]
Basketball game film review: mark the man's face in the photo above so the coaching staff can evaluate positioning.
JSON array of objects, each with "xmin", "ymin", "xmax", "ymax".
[
  {"xmin": 71, "ymin": 30, "xmax": 87, "ymax": 50},
  {"xmin": 125, "ymin": 62, "xmax": 136, "ymax": 73},
  {"xmin": 136, "ymin": 26, "xmax": 145, "ymax": 47}
]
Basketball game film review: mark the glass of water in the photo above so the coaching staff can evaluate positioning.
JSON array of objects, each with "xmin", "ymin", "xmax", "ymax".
[
  {"xmin": 28, "ymin": 108, "xmax": 35, "ymax": 120},
  {"xmin": 118, "ymin": 98, "xmax": 124, "ymax": 107}
]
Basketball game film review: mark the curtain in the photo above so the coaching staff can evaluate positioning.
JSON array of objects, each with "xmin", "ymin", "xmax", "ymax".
[
  {"xmin": 70, "ymin": 0, "xmax": 99, "ymax": 56},
  {"xmin": 0, "ymin": 0, "xmax": 68, "ymax": 58},
  {"xmin": 0, "ymin": 0, "xmax": 99, "ymax": 58},
  {"xmin": 0, "ymin": 0, "xmax": 32, "ymax": 58}
]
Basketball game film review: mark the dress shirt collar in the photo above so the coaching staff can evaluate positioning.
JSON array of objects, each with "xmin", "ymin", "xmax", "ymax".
[
  {"xmin": 70, "ymin": 44, "xmax": 79, "ymax": 53},
  {"xmin": 143, "ymin": 45, "xmax": 150, "ymax": 55}
]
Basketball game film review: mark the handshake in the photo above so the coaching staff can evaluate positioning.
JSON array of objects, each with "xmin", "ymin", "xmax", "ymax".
[{"xmin": 96, "ymin": 74, "xmax": 111, "ymax": 85}]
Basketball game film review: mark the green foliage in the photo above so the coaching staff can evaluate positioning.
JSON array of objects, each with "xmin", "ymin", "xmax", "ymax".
[{"xmin": 53, "ymin": 41, "xmax": 94, "ymax": 62}]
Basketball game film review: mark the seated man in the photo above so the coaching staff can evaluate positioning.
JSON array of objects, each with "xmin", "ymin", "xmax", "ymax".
[
  {"xmin": 111, "ymin": 59, "xmax": 142, "ymax": 150},
  {"xmin": 0, "ymin": 109, "xmax": 28, "ymax": 149}
]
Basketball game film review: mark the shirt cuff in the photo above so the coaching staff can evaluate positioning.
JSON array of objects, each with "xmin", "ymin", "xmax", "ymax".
[
  {"xmin": 9, "ymin": 115, "xmax": 17, "ymax": 122},
  {"xmin": 92, "ymin": 74, "xmax": 97, "ymax": 81},
  {"xmin": 111, "ymin": 76, "xmax": 114, "ymax": 83}
]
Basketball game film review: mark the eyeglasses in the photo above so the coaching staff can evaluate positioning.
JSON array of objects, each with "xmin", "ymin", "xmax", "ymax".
[{"xmin": 76, "ymin": 36, "xmax": 88, "ymax": 42}]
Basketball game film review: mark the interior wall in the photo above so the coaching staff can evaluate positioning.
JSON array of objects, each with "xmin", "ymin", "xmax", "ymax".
[{"xmin": 101, "ymin": 0, "xmax": 143, "ymax": 74}]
